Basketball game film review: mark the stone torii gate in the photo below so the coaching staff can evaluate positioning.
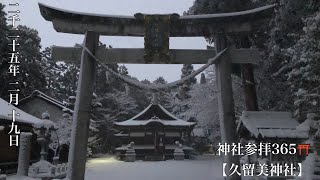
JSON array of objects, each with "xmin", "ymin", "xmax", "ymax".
[{"xmin": 38, "ymin": 3, "xmax": 276, "ymax": 180}]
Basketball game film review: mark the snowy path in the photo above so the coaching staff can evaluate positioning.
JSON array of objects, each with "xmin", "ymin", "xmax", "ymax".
[{"xmin": 85, "ymin": 156, "xmax": 224, "ymax": 180}]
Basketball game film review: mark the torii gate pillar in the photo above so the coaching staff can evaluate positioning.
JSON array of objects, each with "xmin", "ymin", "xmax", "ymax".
[
  {"xmin": 67, "ymin": 31, "xmax": 99, "ymax": 180},
  {"xmin": 215, "ymin": 33, "xmax": 240, "ymax": 180}
]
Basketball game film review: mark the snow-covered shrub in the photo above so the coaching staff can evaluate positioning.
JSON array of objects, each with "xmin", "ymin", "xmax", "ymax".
[{"xmin": 87, "ymin": 147, "xmax": 93, "ymax": 157}]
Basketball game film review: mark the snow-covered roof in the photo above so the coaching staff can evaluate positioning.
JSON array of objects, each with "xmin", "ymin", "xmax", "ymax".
[
  {"xmin": 115, "ymin": 144, "xmax": 193, "ymax": 151},
  {"xmin": 0, "ymin": 98, "xmax": 43, "ymax": 125},
  {"xmin": 239, "ymin": 111, "xmax": 308, "ymax": 139},
  {"xmin": 296, "ymin": 118, "xmax": 315, "ymax": 132},
  {"xmin": 19, "ymin": 90, "xmax": 73, "ymax": 113},
  {"xmin": 129, "ymin": 104, "xmax": 180, "ymax": 121},
  {"xmin": 258, "ymin": 129, "xmax": 308, "ymax": 139},
  {"xmin": 115, "ymin": 117, "xmax": 195, "ymax": 127},
  {"xmin": 115, "ymin": 103, "xmax": 195, "ymax": 127}
]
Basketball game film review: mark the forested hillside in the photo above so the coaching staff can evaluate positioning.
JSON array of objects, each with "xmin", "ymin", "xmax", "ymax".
[{"xmin": 186, "ymin": 0, "xmax": 320, "ymax": 120}]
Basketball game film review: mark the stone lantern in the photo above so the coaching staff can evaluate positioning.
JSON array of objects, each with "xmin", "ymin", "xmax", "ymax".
[{"xmin": 29, "ymin": 112, "xmax": 58, "ymax": 179}]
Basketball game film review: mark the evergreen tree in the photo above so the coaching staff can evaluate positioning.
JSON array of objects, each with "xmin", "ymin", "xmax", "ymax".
[
  {"xmin": 7, "ymin": 25, "xmax": 46, "ymax": 98},
  {"xmin": 186, "ymin": 0, "xmax": 256, "ymax": 43},
  {"xmin": 253, "ymin": 0, "xmax": 320, "ymax": 118},
  {"xmin": 152, "ymin": 77, "xmax": 172, "ymax": 107},
  {"xmin": 284, "ymin": 11, "xmax": 320, "ymax": 117},
  {"xmin": 180, "ymin": 64, "xmax": 197, "ymax": 92},
  {"xmin": 40, "ymin": 47, "xmax": 66, "ymax": 100},
  {"xmin": 153, "ymin": 76, "xmax": 167, "ymax": 84},
  {"xmin": 141, "ymin": 79, "xmax": 151, "ymax": 84},
  {"xmin": 21, "ymin": 26, "xmax": 46, "ymax": 95},
  {"xmin": 0, "ymin": 5, "xmax": 47, "ymax": 99},
  {"xmin": 57, "ymin": 62, "xmax": 79, "ymax": 99},
  {"xmin": 0, "ymin": 3, "xmax": 9, "ymax": 99}
]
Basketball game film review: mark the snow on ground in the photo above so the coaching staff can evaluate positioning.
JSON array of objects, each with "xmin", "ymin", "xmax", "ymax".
[
  {"xmin": 85, "ymin": 155, "xmax": 224, "ymax": 180},
  {"xmin": 7, "ymin": 175, "xmax": 37, "ymax": 180}
]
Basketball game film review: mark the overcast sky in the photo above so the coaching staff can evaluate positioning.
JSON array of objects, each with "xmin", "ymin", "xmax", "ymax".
[{"xmin": 3, "ymin": 0, "xmax": 210, "ymax": 82}]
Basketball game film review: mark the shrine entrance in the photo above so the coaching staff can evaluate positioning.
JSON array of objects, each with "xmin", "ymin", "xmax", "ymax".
[{"xmin": 38, "ymin": 3, "xmax": 276, "ymax": 180}]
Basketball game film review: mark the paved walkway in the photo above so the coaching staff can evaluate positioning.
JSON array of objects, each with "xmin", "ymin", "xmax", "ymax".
[{"xmin": 85, "ymin": 156, "xmax": 224, "ymax": 180}]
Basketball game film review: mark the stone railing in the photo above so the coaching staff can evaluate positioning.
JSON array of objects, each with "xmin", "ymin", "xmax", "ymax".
[{"xmin": 28, "ymin": 162, "xmax": 68, "ymax": 179}]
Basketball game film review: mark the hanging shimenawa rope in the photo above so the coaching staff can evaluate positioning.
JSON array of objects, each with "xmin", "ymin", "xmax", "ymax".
[{"xmin": 75, "ymin": 44, "xmax": 228, "ymax": 91}]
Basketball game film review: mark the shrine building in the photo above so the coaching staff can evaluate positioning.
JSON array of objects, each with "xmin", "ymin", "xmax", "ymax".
[{"xmin": 114, "ymin": 93, "xmax": 196, "ymax": 160}]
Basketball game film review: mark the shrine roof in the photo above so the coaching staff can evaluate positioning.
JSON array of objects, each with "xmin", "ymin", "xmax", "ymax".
[
  {"xmin": 38, "ymin": 3, "xmax": 276, "ymax": 36},
  {"xmin": 115, "ymin": 118, "xmax": 195, "ymax": 127},
  {"xmin": 19, "ymin": 90, "xmax": 73, "ymax": 113},
  {"xmin": 239, "ymin": 111, "xmax": 308, "ymax": 139},
  {"xmin": 0, "ymin": 98, "xmax": 43, "ymax": 125},
  {"xmin": 114, "ymin": 104, "xmax": 195, "ymax": 127},
  {"xmin": 130, "ymin": 104, "xmax": 178, "ymax": 121}
]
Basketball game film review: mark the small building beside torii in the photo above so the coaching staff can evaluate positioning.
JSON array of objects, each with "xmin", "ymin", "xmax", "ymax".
[
  {"xmin": 114, "ymin": 94, "xmax": 196, "ymax": 160},
  {"xmin": 0, "ymin": 98, "xmax": 42, "ymax": 173},
  {"xmin": 237, "ymin": 111, "xmax": 309, "ymax": 164},
  {"xmin": 18, "ymin": 90, "xmax": 73, "ymax": 124}
]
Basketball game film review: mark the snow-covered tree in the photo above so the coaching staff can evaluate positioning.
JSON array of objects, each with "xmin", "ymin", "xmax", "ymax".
[
  {"xmin": 180, "ymin": 64, "xmax": 197, "ymax": 92},
  {"xmin": 118, "ymin": 65, "xmax": 129, "ymax": 76},
  {"xmin": 173, "ymin": 82, "xmax": 220, "ymax": 142},
  {"xmin": 187, "ymin": 0, "xmax": 320, "ymax": 121},
  {"xmin": 93, "ymin": 90, "xmax": 140, "ymax": 153},
  {"xmin": 283, "ymin": 11, "xmax": 320, "ymax": 117},
  {"xmin": 253, "ymin": 0, "xmax": 320, "ymax": 118}
]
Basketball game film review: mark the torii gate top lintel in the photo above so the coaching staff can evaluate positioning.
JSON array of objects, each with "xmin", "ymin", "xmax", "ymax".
[
  {"xmin": 39, "ymin": 3, "xmax": 276, "ymax": 64},
  {"xmin": 38, "ymin": 2, "xmax": 276, "ymax": 37}
]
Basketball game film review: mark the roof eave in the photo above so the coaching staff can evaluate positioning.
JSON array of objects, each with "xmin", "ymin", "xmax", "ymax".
[{"xmin": 19, "ymin": 90, "xmax": 73, "ymax": 113}]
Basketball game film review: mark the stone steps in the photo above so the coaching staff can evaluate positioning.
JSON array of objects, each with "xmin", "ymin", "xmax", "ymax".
[{"xmin": 145, "ymin": 154, "xmax": 164, "ymax": 161}]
